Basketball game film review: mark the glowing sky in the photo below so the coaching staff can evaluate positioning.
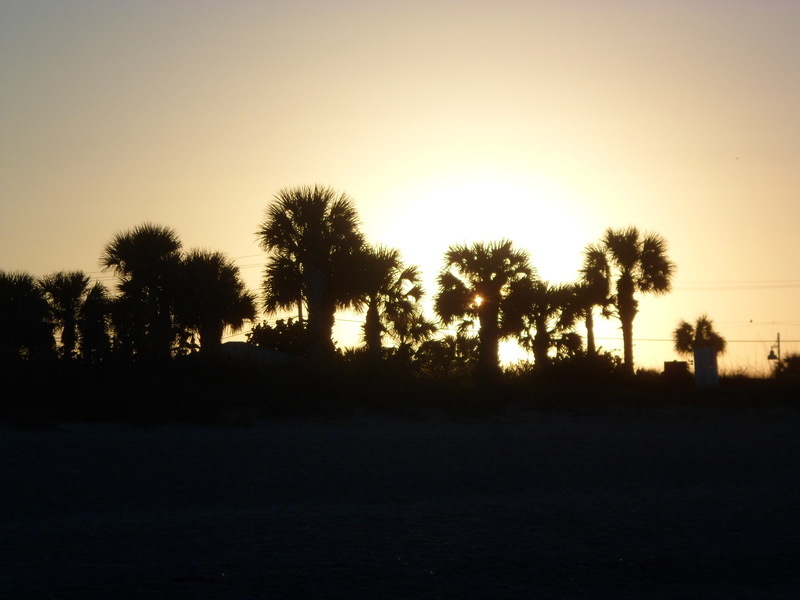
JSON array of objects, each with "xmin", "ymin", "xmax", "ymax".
[{"xmin": 2, "ymin": 1, "xmax": 799, "ymax": 373}]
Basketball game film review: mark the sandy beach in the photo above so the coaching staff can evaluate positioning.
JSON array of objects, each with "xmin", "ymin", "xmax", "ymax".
[{"xmin": 2, "ymin": 405, "xmax": 799, "ymax": 599}]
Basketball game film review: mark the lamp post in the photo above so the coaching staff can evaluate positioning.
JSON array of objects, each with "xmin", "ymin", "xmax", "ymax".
[{"xmin": 767, "ymin": 333, "xmax": 781, "ymax": 364}]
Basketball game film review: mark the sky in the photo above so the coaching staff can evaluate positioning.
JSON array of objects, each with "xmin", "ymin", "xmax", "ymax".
[{"xmin": 2, "ymin": 0, "xmax": 799, "ymax": 374}]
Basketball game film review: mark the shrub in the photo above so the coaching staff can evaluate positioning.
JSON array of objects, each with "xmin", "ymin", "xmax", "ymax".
[{"xmin": 773, "ymin": 353, "xmax": 800, "ymax": 382}]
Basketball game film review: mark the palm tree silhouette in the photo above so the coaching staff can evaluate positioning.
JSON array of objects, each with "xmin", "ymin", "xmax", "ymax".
[
  {"xmin": 435, "ymin": 240, "xmax": 533, "ymax": 380},
  {"xmin": 78, "ymin": 281, "xmax": 112, "ymax": 362},
  {"xmin": 0, "ymin": 270, "xmax": 55, "ymax": 359},
  {"xmin": 510, "ymin": 280, "xmax": 579, "ymax": 370},
  {"xmin": 257, "ymin": 185, "xmax": 365, "ymax": 358},
  {"xmin": 387, "ymin": 309, "xmax": 438, "ymax": 358},
  {"xmin": 176, "ymin": 249, "xmax": 257, "ymax": 354},
  {"xmin": 354, "ymin": 245, "xmax": 431, "ymax": 357},
  {"xmin": 40, "ymin": 271, "xmax": 92, "ymax": 359},
  {"xmin": 100, "ymin": 223, "xmax": 183, "ymax": 359},
  {"xmin": 576, "ymin": 242, "xmax": 611, "ymax": 357},
  {"xmin": 602, "ymin": 226, "xmax": 675, "ymax": 374},
  {"xmin": 673, "ymin": 314, "xmax": 726, "ymax": 356}
]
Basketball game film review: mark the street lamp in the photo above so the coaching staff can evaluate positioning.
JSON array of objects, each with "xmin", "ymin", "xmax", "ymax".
[{"xmin": 767, "ymin": 333, "xmax": 781, "ymax": 362}]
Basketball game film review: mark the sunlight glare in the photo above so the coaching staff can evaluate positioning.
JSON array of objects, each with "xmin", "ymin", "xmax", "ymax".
[{"xmin": 370, "ymin": 168, "xmax": 599, "ymax": 285}]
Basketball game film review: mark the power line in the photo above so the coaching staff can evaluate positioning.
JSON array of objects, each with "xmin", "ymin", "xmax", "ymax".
[
  {"xmin": 676, "ymin": 283, "xmax": 800, "ymax": 291},
  {"xmin": 594, "ymin": 337, "xmax": 800, "ymax": 344},
  {"xmin": 679, "ymin": 279, "xmax": 800, "ymax": 284}
]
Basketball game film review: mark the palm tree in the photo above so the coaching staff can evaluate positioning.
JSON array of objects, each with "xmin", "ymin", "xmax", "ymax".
[
  {"xmin": 40, "ymin": 271, "xmax": 91, "ymax": 359},
  {"xmin": 176, "ymin": 249, "xmax": 258, "ymax": 354},
  {"xmin": 257, "ymin": 185, "xmax": 365, "ymax": 358},
  {"xmin": 78, "ymin": 281, "xmax": 112, "ymax": 362},
  {"xmin": 602, "ymin": 226, "xmax": 675, "ymax": 373},
  {"xmin": 577, "ymin": 242, "xmax": 611, "ymax": 357},
  {"xmin": 673, "ymin": 314, "xmax": 726, "ymax": 356},
  {"xmin": 100, "ymin": 223, "xmax": 183, "ymax": 359},
  {"xmin": 354, "ymin": 245, "xmax": 432, "ymax": 356},
  {"xmin": 511, "ymin": 280, "xmax": 580, "ymax": 370},
  {"xmin": 388, "ymin": 309, "xmax": 438, "ymax": 356},
  {"xmin": 435, "ymin": 240, "xmax": 534, "ymax": 380},
  {"xmin": 0, "ymin": 270, "xmax": 55, "ymax": 359}
]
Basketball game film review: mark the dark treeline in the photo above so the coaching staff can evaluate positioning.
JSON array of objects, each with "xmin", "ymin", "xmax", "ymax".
[
  {"xmin": 2, "ymin": 223, "xmax": 257, "ymax": 363},
  {"xmin": 2, "ymin": 184, "xmax": 798, "ymax": 421}
]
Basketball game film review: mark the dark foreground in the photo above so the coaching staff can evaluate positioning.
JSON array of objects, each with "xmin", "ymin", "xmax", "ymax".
[{"xmin": 2, "ymin": 404, "xmax": 800, "ymax": 599}]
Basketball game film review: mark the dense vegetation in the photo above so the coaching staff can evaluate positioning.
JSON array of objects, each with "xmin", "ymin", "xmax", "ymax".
[{"xmin": 2, "ymin": 184, "xmax": 797, "ymax": 422}]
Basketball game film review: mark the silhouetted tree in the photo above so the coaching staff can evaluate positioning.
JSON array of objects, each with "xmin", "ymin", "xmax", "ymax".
[
  {"xmin": 415, "ymin": 332, "xmax": 480, "ymax": 377},
  {"xmin": 435, "ymin": 240, "xmax": 534, "ymax": 380},
  {"xmin": 577, "ymin": 242, "xmax": 612, "ymax": 356},
  {"xmin": 673, "ymin": 314, "xmax": 726, "ymax": 356},
  {"xmin": 554, "ymin": 331, "xmax": 584, "ymax": 360},
  {"xmin": 509, "ymin": 280, "xmax": 580, "ymax": 370},
  {"xmin": 353, "ymin": 245, "xmax": 432, "ymax": 357},
  {"xmin": 100, "ymin": 223, "xmax": 183, "ymax": 359},
  {"xmin": 257, "ymin": 185, "xmax": 366, "ymax": 358},
  {"xmin": 175, "ymin": 249, "xmax": 257, "ymax": 354},
  {"xmin": 78, "ymin": 281, "xmax": 112, "ymax": 362},
  {"xmin": 40, "ymin": 271, "xmax": 91, "ymax": 359},
  {"xmin": 248, "ymin": 318, "xmax": 308, "ymax": 356},
  {"xmin": 773, "ymin": 353, "xmax": 800, "ymax": 381},
  {"xmin": 177, "ymin": 250, "xmax": 256, "ymax": 354},
  {"xmin": 389, "ymin": 310, "xmax": 438, "ymax": 358},
  {"xmin": 0, "ymin": 271, "xmax": 55, "ymax": 359},
  {"xmin": 602, "ymin": 227, "xmax": 675, "ymax": 374}
]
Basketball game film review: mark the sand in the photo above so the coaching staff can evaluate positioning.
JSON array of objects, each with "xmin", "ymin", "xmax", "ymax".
[{"xmin": 2, "ymin": 405, "xmax": 799, "ymax": 599}]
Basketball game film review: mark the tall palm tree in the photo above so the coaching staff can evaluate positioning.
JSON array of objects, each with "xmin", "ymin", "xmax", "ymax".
[
  {"xmin": 435, "ymin": 240, "xmax": 533, "ymax": 380},
  {"xmin": 40, "ymin": 271, "xmax": 91, "ymax": 359},
  {"xmin": 602, "ymin": 226, "xmax": 675, "ymax": 373},
  {"xmin": 577, "ymin": 242, "xmax": 611, "ymax": 357},
  {"xmin": 176, "ymin": 249, "xmax": 258, "ymax": 354},
  {"xmin": 354, "ymin": 245, "xmax": 431, "ymax": 356},
  {"xmin": 100, "ymin": 223, "xmax": 183, "ymax": 359},
  {"xmin": 257, "ymin": 185, "xmax": 365, "ymax": 358},
  {"xmin": 0, "ymin": 270, "xmax": 55, "ymax": 359},
  {"xmin": 673, "ymin": 314, "xmax": 726, "ymax": 356}
]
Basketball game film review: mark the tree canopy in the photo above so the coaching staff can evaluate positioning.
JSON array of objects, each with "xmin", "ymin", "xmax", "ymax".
[
  {"xmin": 435, "ymin": 240, "xmax": 534, "ymax": 380},
  {"xmin": 257, "ymin": 185, "xmax": 366, "ymax": 358},
  {"xmin": 3, "ymin": 185, "xmax": 688, "ymax": 382},
  {"xmin": 600, "ymin": 226, "xmax": 675, "ymax": 374},
  {"xmin": 673, "ymin": 315, "xmax": 727, "ymax": 356}
]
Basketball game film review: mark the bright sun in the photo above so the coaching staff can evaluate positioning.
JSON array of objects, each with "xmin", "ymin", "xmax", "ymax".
[
  {"xmin": 369, "ymin": 168, "xmax": 598, "ymax": 285},
  {"xmin": 353, "ymin": 168, "xmax": 602, "ymax": 364}
]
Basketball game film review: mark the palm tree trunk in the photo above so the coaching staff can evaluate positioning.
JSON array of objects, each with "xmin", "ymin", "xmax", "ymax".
[
  {"xmin": 585, "ymin": 308, "xmax": 596, "ymax": 357},
  {"xmin": 616, "ymin": 274, "xmax": 637, "ymax": 375},
  {"xmin": 199, "ymin": 321, "xmax": 224, "ymax": 355},
  {"xmin": 477, "ymin": 303, "xmax": 501, "ymax": 381},
  {"xmin": 61, "ymin": 316, "xmax": 78, "ymax": 360},
  {"xmin": 533, "ymin": 315, "xmax": 550, "ymax": 370},
  {"xmin": 304, "ymin": 267, "xmax": 329, "ymax": 359},
  {"xmin": 620, "ymin": 314, "xmax": 635, "ymax": 374},
  {"xmin": 154, "ymin": 295, "xmax": 175, "ymax": 360},
  {"xmin": 617, "ymin": 296, "xmax": 637, "ymax": 375},
  {"xmin": 319, "ymin": 306, "xmax": 337, "ymax": 357},
  {"xmin": 364, "ymin": 297, "xmax": 381, "ymax": 357}
]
